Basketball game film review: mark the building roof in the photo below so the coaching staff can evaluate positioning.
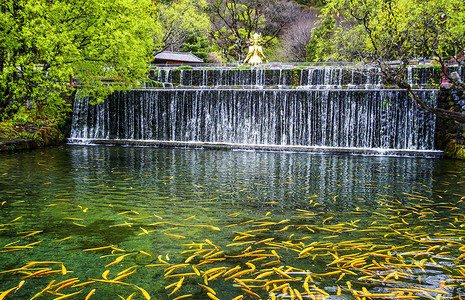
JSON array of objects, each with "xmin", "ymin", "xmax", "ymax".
[{"xmin": 154, "ymin": 51, "xmax": 203, "ymax": 63}]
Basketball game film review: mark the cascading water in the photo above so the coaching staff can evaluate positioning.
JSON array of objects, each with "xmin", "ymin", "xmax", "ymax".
[
  {"xmin": 69, "ymin": 65, "xmax": 445, "ymax": 157},
  {"xmin": 158, "ymin": 66, "xmax": 384, "ymax": 88}
]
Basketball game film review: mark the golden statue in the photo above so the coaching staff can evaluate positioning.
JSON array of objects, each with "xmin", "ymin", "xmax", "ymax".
[{"xmin": 244, "ymin": 33, "xmax": 267, "ymax": 66}]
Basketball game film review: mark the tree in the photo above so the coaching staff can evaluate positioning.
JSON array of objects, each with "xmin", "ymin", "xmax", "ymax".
[
  {"xmin": 155, "ymin": 0, "xmax": 211, "ymax": 52},
  {"xmin": 305, "ymin": 15, "xmax": 335, "ymax": 62},
  {"xmin": 322, "ymin": 0, "xmax": 465, "ymax": 123},
  {"xmin": 279, "ymin": 10, "xmax": 320, "ymax": 62},
  {"xmin": 0, "ymin": 0, "xmax": 155, "ymax": 122},
  {"xmin": 207, "ymin": 0, "xmax": 298, "ymax": 61},
  {"xmin": 180, "ymin": 34, "xmax": 212, "ymax": 60},
  {"xmin": 294, "ymin": 0, "xmax": 327, "ymax": 8}
]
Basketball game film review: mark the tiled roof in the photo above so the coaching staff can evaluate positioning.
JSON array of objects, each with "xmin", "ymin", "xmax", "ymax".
[{"xmin": 154, "ymin": 51, "xmax": 203, "ymax": 63}]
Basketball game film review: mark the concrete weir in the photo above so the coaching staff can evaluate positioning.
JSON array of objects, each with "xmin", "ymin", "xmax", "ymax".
[
  {"xmin": 69, "ymin": 65, "xmax": 446, "ymax": 157},
  {"xmin": 67, "ymin": 139, "xmax": 444, "ymax": 158}
]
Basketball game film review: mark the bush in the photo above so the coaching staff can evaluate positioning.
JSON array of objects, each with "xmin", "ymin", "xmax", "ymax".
[{"xmin": 176, "ymin": 65, "xmax": 194, "ymax": 70}]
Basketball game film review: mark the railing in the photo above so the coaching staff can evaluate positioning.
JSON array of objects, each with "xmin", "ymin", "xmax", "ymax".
[
  {"xmin": 150, "ymin": 61, "xmax": 375, "ymax": 69},
  {"xmin": 149, "ymin": 60, "xmax": 443, "ymax": 69}
]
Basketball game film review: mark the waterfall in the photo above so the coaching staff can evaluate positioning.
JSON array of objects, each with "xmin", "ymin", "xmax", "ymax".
[
  {"xmin": 162, "ymin": 65, "xmax": 439, "ymax": 88},
  {"xmin": 70, "ymin": 81, "xmax": 439, "ymax": 156},
  {"xmin": 69, "ymin": 65, "xmax": 443, "ymax": 156}
]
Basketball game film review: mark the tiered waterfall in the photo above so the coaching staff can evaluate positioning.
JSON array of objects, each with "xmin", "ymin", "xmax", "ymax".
[{"xmin": 69, "ymin": 65, "xmax": 443, "ymax": 157}]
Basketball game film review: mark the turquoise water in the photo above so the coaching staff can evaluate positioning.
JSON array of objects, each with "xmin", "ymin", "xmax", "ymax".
[{"xmin": 1, "ymin": 145, "xmax": 465, "ymax": 299}]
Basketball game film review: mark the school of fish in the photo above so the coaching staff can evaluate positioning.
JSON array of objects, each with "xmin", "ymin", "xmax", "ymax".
[{"xmin": 1, "ymin": 156, "xmax": 465, "ymax": 299}]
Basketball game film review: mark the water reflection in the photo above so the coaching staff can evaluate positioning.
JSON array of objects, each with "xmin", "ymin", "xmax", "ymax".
[{"xmin": 69, "ymin": 146, "xmax": 439, "ymax": 209}]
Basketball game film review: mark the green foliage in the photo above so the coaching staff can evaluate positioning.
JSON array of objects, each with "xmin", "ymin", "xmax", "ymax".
[
  {"xmin": 305, "ymin": 16, "xmax": 335, "ymax": 62},
  {"xmin": 0, "ymin": 0, "xmax": 155, "ymax": 122},
  {"xmin": 216, "ymin": 27, "xmax": 275, "ymax": 62},
  {"xmin": 292, "ymin": 67, "xmax": 307, "ymax": 86},
  {"xmin": 294, "ymin": 0, "xmax": 326, "ymax": 7},
  {"xmin": 0, "ymin": 120, "xmax": 42, "ymax": 141},
  {"xmin": 15, "ymin": 132, "xmax": 38, "ymax": 141},
  {"xmin": 433, "ymin": 65, "xmax": 443, "ymax": 74},
  {"xmin": 320, "ymin": 0, "xmax": 465, "ymax": 123},
  {"xmin": 180, "ymin": 34, "xmax": 212, "ymax": 60},
  {"xmin": 175, "ymin": 66, "xmax": 194, "ymax": 70},
  {"xmin": 382, "ymin": 99, "xmax": 391, "ymax": 109},
  {"xmin": 146, "ymin": 79, "xmax": 164, "ymax": 88},
  {"xmin": 208, "ymin": 1, "xmax": 279, "ymax": 61},
  {"xmin": 231, "ymin": 66, "xmax": 251, "ymax": 70},
  {"xmin": 155, "ymin": 0, "xmax": 210, "ymax": 51},
  {"xmin": 0, "ymin": 122, "xmax": 16, "ymax": 139},
  {"xmin": 261, "ymin": 37, "xmax": 281, "ymax": 62},
  {"xmin": 322, "ymin": 0, "xmax": 465, "ymax": 63}
]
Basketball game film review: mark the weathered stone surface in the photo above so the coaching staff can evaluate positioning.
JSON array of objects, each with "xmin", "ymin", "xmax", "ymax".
[
  {"xmin": 0, "ymin": 122, "xmax": 67, "ymax": 152},
  {"xmin": 435, "ymin": 88, "xmax": 465, "ymax": 159}
]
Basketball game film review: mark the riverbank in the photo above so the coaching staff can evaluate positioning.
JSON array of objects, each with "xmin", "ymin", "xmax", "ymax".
[
  {"xmin": 435, "ymin": 88, "xmax": 465, "ymax": 159},
  {"xmin": 0, "ymin": 121, "xmax": 68, "ymax": 151}
]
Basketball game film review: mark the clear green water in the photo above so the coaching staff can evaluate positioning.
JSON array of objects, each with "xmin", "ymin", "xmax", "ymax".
[{"xmin": 1, "ymin": 145, "xmax": 465, "ymax": 299}]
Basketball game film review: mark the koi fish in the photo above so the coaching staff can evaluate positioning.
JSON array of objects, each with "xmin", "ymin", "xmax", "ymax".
[
  {"xmin": 207, "ymin": 292, "xmax": 220, "ymax": 300},
  {"xmin": 203, "ymin": 267, "xmax": 227, "ymax": 277},
  {"xmin": 54, "ymin": 279, "xmax": 80, "ymax": 294},
  {"xmin": 113, "ymin": 270, "xmax": 137, "ymax": 281},
  {"xmin": 164, "ymin": 233, "xmax": 186, "ymax": 239},
  {"xmin": 224, "ymin": 269, "xmax": 252, "ymax": 280},
  {"xmin": 135, "ymin": 286, "xmax": 151, "ymax": 300},
  {"xmin": 87, "ymin": 279, "xmax": 132, "ymax": 286},
  {"xmin": 83, "ymin": 245, "xmax": 117, "ymax": 252},
  {"xmin": 242, "ymin": 288, "xmax": 261, "ymax": 298},
  {"xmin": 205, "ymin": 251, "xmax": 224, "ymax": 259},
  {"xmin": 0, "ymin": 281, "xmax": 23, "ymax": 300},
  {"xmin": 52, "ymin": 290, "xmax": 84, "ymax": 299},
  {"xmin": 82, "ymin": 289, "xmax": 96, "ymax": 300},
  {"xmin": 273, "ymin": 267, "xmax": 293, "ymax": 279},
  {"xmin": 192, "ymin": 265, "xmax": 201, "ymax": 276},
  {"xmin": 255, "ymin": 270, "xmax": 274, "ymax": 280},
  {"xmin": 105, "ymin": 253, "xmax": 136, "ymax": 268},
  {"xmin": 172, "ymin": 295, "xmax": 192, "ymax": 300},
  {"xmin": 21, "ymin": 268, "xmax": 53, "ymax": 279},
  {"xmin": 158, "ymin": 255, "xmax": 170, "ymax": 265},
  {"xmin": 205, "ymin": 239, "xmax": 220, "ymax": 249},
  {"xmin": 164, "ymin": 273, "xmax": 197, "ymax": 278},
  {"xmin": 198, "ymin": 283, "xmax": 216, "ymax": 294},
  {"xmin": 71, "ymin": 281, "xmax": 96, "ymax": 288},
  {"xmin": 168, "ymin": 277, "xmax": 184, "ymax": 296},
  {"xmin": 118, "ymin": 210, "xmax": 139, "ymax": 215},
  {"xmin": 223, "ymin": 265, "xmax": 241, "ymax": 277},
  {"xmin": 185, "ymin": 254, "xmax": 197, "ymax": 263},
  {"xmin": 192, "ymin": 225, "xmax": 221, "ymax": 231},
  {"xmin": 208, "ymin": 271, "xmax": 225, "ymax": 281}
]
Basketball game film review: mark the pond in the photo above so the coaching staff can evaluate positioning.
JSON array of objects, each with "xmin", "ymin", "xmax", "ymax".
[{"xmin": 1, "ymin": 145, "xmax": 465, "ymax": 299}]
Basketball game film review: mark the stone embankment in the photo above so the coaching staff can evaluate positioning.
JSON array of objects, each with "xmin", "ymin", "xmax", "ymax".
[
  {"xmin": 0, "ymin": 122, "xmax": 67, "ymax": 151},
  {"xmin": 436, "ymin": 87, "xmax": 465, "ymax": 159}
]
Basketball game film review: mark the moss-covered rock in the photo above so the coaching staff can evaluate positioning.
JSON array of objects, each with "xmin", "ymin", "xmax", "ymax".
[
  {"xmin": 0, "ymin": 121, "xmax": 67, "ymax": 151},
  {"xmin": 34, "ymin": 122, "xmax": 65, "ymax": 145},
  {"xmin": 442, "ymin": 138, "xmax": 465, "ymax": 159},
  {"xmin": 435, "ymin": 88, "xmax": 465, "ymax": 159}
]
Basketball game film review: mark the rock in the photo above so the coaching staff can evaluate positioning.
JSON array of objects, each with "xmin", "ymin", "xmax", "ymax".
[
  {"xmin": 450, "ymin": 72, "xmax": 463, "ymax": 83},
  {"xmin": 0, "ymin": 122, "xmax": 66, "ymax": 152}
]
